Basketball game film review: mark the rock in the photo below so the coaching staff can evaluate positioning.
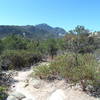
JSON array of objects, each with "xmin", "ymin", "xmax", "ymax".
[
  {"xmin": 7, "ymin": 96, "xmax": 18, "ymax": 100},
  {"xmin": 86, "ymin": 85, "xmax": 94, "ymax": 91},
  {"xmin": 30, "ymin": 78, "xmax": 41, "ymax": 89},
  {"xmin": 48, "ymin": 89, "xmax": 66, "ymax": 100},
  {"xmin": 24, "ymin": 83, "xmax": 29, "ymax": 87},
  {"xmin": 22, "ymin": 98, "xmax": 33, "ymax": 100},
  {"xmin": 11, "ymin": 92, "xmax": 25, "ymax": 99}
]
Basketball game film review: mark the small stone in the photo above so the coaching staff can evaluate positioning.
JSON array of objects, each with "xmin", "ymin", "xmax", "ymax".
[
  {"xmin": 86, "ymin": 85, "xmax": 94, "ymax": 91},
  {"xmin": 11, "ymin": 92, "xmax": 25, "ymax": 99},
  {"xmin": 24, "ymin": 83, "xmax": 29, "ymax": 87},
  {"xmin": 7, "ymin": 95, "xmax": 18, "ymax": 100}
]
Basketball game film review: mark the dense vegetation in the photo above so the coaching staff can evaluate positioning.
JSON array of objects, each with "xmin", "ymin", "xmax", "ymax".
[
  {"xmin": 0, "ymin": 25, "xmax": 99, "ymax": 71},
  {"xmin": 0, "ymin": 25, "xmax": 100, "ymax": 99},
  {"xmin": 34, "ymin": 54, "xmax": 100, "ymax": 92},
  {"xmin": 0, "ymin": 86, "xmax": 7, "ymax": 100}
]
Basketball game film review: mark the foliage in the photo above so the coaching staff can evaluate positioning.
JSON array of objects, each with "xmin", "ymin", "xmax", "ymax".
[
  {"xmin": 34, "ymin": 64, "xmax": 51, "ymax": 79},
  {"xmin": 34, "ymin": 53, "xmax": 100, "ymax": 90},
  {"xmin": 0, "ymin": 50, "xmax": 42, "ymax": 70},
  {"xmin": 44, "ymin": 39, "xmax": 58, "ymax": 59},
  {"xmin": 0, "ymin": 40, "xmax": 4, "ymax": 54},
  {"xmin": 0, "ymin": 86, "xmax": 7, "ymax": 100},
  {"xmin": 0, "ymin": 25, "xmax": 99, "ymax": 97},
  {"xmin": 68, "ymin": 25, "xmax": 90, "ymax": 36},
  {"xmin": 2, "ymin": 35, "xmax": 28, "ymax": 50},
  {"xmin": 63, "ymin": 33, "xmax": 97, "ymax": 54}
]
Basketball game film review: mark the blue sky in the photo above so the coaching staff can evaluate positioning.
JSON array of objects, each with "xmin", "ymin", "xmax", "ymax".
[{"xmin": 0, "ymin": 0, "xmax": 100, "ymax": 31}]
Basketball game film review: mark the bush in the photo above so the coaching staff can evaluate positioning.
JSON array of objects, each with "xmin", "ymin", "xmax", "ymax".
[
  {"xmin": 2, "ymin": 35, "xmax": 28, "ymax": 50},
  {"xmin": 0, "ymin": 50, "xmax": 42, "ymax": 70},
  {"xmin": 34, "ymin": 53, "xmax": 100, "ymax": 91},
  {"xmin": 34, "ymin": 65, "xmax": 52, "ymax": 79},
  {"xmin": 0, "ymin": 86, "xmax": 7, "ymax": 100}
]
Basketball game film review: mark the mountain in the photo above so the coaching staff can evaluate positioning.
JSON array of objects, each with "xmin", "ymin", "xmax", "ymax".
[
  {"xmin": 35, "ymin": 24, "xmax": 66, "ymax": 36},
  {"xmin": 0, "ymin": 24, "xmax": 67, "ymax": 39}
]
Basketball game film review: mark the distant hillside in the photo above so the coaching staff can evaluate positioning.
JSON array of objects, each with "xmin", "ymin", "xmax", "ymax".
[
  {"xmin": 0, "ymin": 24, "xmax": 67, "ymax": 39},
  {"xmin": 35, "ymin": 24, "xmax": 66, "ymax": 35}
]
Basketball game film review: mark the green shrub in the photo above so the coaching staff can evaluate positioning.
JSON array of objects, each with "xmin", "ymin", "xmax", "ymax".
[
  {"xmin": 34, "ymin": 65, "xmax": 51, "ymax": 79},
  {"xmin": 0, "ymin": 86, "xmax": 7, "ymax": 100},
  {"xmin": 0, "ymin": 50, "xmax": 42, "ymax": 70},
  {"xmin": 34, "ymin": 53, "xmax": 100, "ymax": 90}
]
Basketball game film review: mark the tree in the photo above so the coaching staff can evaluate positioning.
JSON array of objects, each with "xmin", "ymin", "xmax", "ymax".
[
  {"xmin": 74, "ymin": 25, "xmax": 90, "ymax": 36},
  {"xmin": 0, "ymin": 40, "xmax": 4, "ymax": 54},
  {"xmin": 64, "ymin": 26, "xmax": 96, "ymax": 66},
  {"xmin": 2, "ymin": 35, "xmax": 27, "ymax": 50},
  {"xmin": 64, "ymin": 26, "xmax": 96, "ymax": 54},
  {"xmin": 45, "ymin": 39, "xmax": 58, "ymax": 59}
]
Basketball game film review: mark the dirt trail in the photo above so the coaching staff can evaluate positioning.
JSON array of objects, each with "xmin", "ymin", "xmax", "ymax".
[{"xmin": 8, "ymin": 63, "xmax": 99, "ymax": 100}]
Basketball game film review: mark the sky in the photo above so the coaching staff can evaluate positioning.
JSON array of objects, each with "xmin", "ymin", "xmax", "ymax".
[{"xmin": 0, "ymin": 0, "xmax": 100, "ymax": 31}]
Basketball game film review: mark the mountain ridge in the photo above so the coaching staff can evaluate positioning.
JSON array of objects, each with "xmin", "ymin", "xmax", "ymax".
[{"xmin": 0, "ymin": 24, "xmax": 67, "ymax": 39}]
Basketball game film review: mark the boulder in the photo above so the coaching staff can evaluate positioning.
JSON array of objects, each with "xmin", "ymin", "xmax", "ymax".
[
  {"xmin": 11, "ymin": 92, "xmax": 25, "ymax": 99},
  {"xmin": 48, "ymin": 89, "xmax": 66, "ymax": 100},
  {"xmin": 7, "ymin": 96, "xmax": 18, "ymax": 100},
  {"xmin": 29, "ymin": 78, "xmax": 41, "ymax": 89},
  {"xmin": 22, "ymin": 98, "xmax": 33, "ymax": 100}
]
